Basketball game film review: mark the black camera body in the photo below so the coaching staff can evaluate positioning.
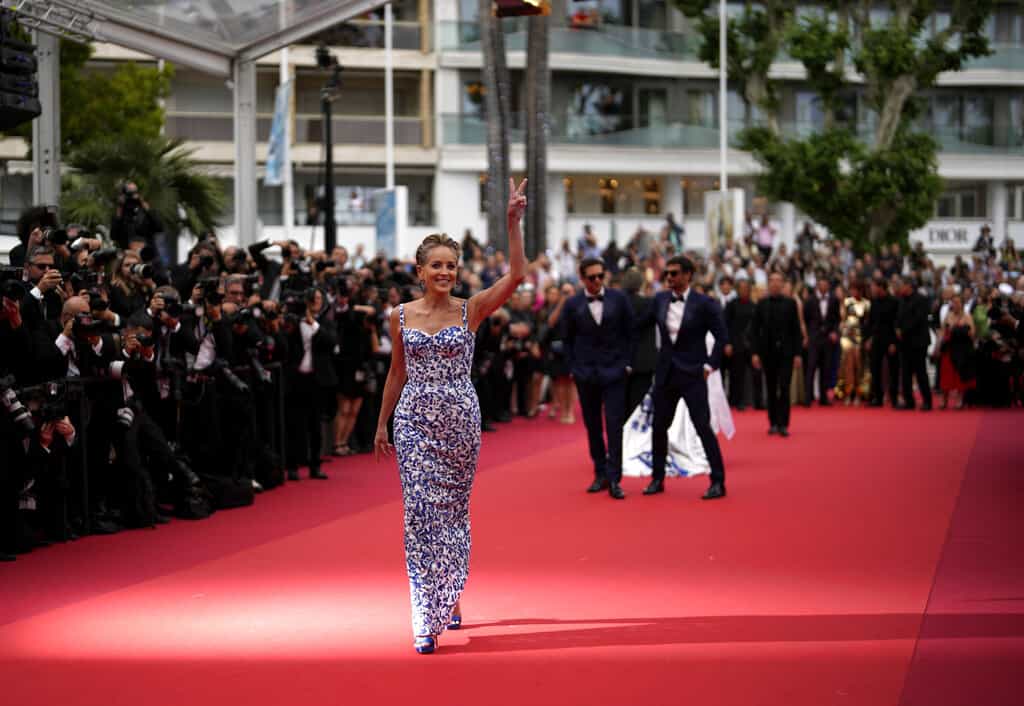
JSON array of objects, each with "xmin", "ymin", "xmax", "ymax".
[
  {"xmin": 198, "ymin": 277, "xmax": 223, "ymax": 305},
  {"xmin": 42, "ymin": 227, "xmax": 69, "ymax": 246},
  {"xmin": 160, "ymin": 292, "xmax": 183, "ymax": 318},
  {"xmin": 129, "ymin": 263, "xmax": 154, "ymax": 279},
  {"xmin": 0, "ymin": 266, "xmax": 25, "ymax": 300},
  {"xmin": 69, "ymin": 270, "xmax": 101, "ymax": 292},
  {"xmin": 72, "ymin": 313, "xmax": 105, "ymax": 339}
]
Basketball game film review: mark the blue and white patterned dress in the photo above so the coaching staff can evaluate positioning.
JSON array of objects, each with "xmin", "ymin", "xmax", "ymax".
[{"xmin": 394, "ymin": 301, "xmax": 481, "ymax": 637}]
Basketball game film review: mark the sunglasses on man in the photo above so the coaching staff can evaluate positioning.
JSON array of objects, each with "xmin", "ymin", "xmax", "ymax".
[{"xmin": 584, "ymin": 272, "xmax": 604, "ymax": 282}]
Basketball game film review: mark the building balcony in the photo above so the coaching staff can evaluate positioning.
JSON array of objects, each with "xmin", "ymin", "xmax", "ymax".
[
  {"xmin": 166, "ymin": 112, "xmax": 431, "ymax": 147},
  {"xmin": 438, "ymin": 19, "xmax": 695, "ymax": 61},
  {"xmin": 441, "ymin": 113, "xmax": 1024, "ymax": 156},
  {"xmin": 439, "ymin": 20, "xmax": 1024, "ymax": 74}
]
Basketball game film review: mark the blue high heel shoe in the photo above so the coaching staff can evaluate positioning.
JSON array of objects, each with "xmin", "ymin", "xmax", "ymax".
[
  {"xmin": 414, "ymin": 635, "xmax": 436, "ymax": 654},
  {"xmin": 447, "ymin": 614, "xmax": 462, "ymax": 631}
]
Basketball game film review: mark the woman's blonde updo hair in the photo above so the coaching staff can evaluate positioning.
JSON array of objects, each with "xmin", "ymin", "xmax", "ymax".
[{"xmin": 416, "ymin": 233, "xmax": 461, "ymax": 266}]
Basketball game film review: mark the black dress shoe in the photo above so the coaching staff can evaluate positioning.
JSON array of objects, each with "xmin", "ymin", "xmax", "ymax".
[
  {"xmin": 586, "ymin": 478, "xmax": 609, "ymax": 493},
  {"xmin": 868, "ymin": 400, "xmax": 883, "ymax": 408},
  {"xmin": 768, "ymin": 425, "xmax": 778, "ymax": 435},
  {"xmin": 309, "ymin": 468, "xmax": 329, "ymax": 480},
  {"xmin": 0, "ymin": 552, "xmax": 14, "ymax": 562},
  {"xmin": 643, "ymin": 478, "xmax": 665, "ymax": 495},
  {"xmin": 895, "ymin": 402, "xmax": 915, "ymax": 411},
  {"xmin": 608, "ymin": 482, "xmax": 625, "ymax": 500},
  {"xmin": 778, "ymin": 427, "xmax": 790, "ymax": 438},
  {"xmin": 920, "ymin": 403, "xmax": 932, "ymax": 412},
  {"xmin": 155, "ymin": 513, "xmax": 171, "ymax": 525},
  {"xmin": 818, "ymin": 399, "xmax": 831, "ymax": 407},
  {"xmin": 287, "ymin": 469, "xmax": 300, "ymax": 481},
  {"xmin": 702, "ymin": 483, "xmax": 726, "ymax": 500},
  {"xmin": 89, "ymin": 517, "xmax": 122, "ymax": 535}
]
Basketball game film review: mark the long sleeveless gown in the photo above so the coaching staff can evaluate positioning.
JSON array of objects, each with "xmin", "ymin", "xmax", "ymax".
[{"xmin": 394, "ymin": 301, "xmax": 481, "ymax": 637}]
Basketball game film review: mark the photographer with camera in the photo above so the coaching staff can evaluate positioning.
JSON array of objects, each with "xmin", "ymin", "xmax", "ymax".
[
  {"xmin": 330, "ymin": 279, "xmax": 379, "ymax": 457},
  {"xmin": 142, "ymin": 286, "xmax": 198, "ymax": 439},
  {"xmin": 171, "ymin": 242, "xmax": 221, "ymax": 301},
  {"xmin": 109, "ymin": 250, "xmax": 156, "ymax": 320},
  {"xmin": 284, "ymin": 286, "xmax": 336, "ymax": 481},
  {"xmin": 111, "ymin": 182, "xmax": 164, "ymax": 254},
  {"xmin": 19, "ymin": 245, "xmax": 65, "ymax": 332}
]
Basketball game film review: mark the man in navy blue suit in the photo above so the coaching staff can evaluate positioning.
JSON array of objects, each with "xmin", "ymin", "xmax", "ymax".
[
  {"xmin": 637, "ymin": 255, "xmax": 729, "ymax": 499},
  {"xmin": 562, "ymin": 257, "xmax": 634, "ymax": 499}
]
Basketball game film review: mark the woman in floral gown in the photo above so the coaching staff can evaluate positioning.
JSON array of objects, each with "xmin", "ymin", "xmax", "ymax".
[{"xmin": 374, "ymin": 179, "xmax": 528, "ymax": 654}]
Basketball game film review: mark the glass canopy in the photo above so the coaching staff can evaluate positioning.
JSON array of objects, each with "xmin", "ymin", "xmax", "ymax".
[
  {"xmin": 16, "ymin": 0, "xmax": 384, "ymax": 75},
  {"xmin": 111, "ymin": 0, "xmax": 348, "ymax": 52}
]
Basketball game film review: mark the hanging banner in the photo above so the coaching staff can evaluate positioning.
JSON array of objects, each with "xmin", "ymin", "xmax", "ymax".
[{"xmin": 264, "ymin": 79, "xmax": 292, "ymax": 187}]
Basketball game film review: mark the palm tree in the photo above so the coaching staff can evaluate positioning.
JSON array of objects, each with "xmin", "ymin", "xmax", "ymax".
[
  {"xmin": 479, "ymin": 0, "xmax": 511, "ymax": 250},
  {"xmin": 61, "ymin": 133, "xmax": 226, "ymax": 258},
  {"xmin": 524, "ymin": 15, "xmax": 550, "ymax": 259}
]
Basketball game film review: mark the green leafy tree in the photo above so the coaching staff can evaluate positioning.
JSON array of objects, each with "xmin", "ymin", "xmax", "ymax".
[
  {"xmin": 676, "ymin": 0, "xmax": 994, "ymax": 250},
  {"xmin": 4, "ymin": 40, "xmax": 172, "ymax": 151},
  {"xmin": 61, "ymin": 133, "xmax": 225, "ymax": 240}
]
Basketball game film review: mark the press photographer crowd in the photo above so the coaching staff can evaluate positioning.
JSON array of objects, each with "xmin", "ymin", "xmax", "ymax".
[{"xmin": 2, "ymin": 196, "xmax": 1023, "ymax": 560}]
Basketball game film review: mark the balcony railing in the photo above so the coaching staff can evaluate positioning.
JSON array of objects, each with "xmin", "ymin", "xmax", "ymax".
[
  {"xmin": 439, "ymin": 20, "xmax": 1024, "ymax": 70},
  {"xmin": 166, "ymin": 112, "xmax": 429, "ymax": 146},
  {"xmin": 438, "ymin": 20, "xmax": 695, "ymax": 61},
  {"xmin": 306, "ymin": 19, "xmax": 426, "ymax": 51},
  {"xmin": 442, "ymin": 113, "xmax": 1024, "ymax": 155}
]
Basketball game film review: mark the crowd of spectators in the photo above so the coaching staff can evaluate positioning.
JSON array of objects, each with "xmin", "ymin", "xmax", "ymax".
[{"xmin": 2, "ymin": 197, "xmax": 1022, "ymax": 561}]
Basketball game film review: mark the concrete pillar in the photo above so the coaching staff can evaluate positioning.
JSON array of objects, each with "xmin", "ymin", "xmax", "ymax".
[
  {"xmin": 988, "ymin": 181, "xmax": 1008, "ymax": 243},
  {"xmin": 32, "ymin": 32, "xmax": 60, "ymax": 206},
  {"xmin": 547, "ymin": 172, "xmax": 567, "ymax": 252},
  {"xmin": 779, "ymin": 201, "xmax": 796, "ymax": 252},
  {"xmin": 665, "ymin": 175, "xmax": 684, "ymax": 222},
  {"xmin": 233, "ymin": 60, "xmax": 258, "ymax": 246}
]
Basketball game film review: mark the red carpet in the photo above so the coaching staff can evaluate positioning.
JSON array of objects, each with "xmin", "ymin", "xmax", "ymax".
[{"xmin": 0, "ymin": 406, "xmax": 1020, "ymax": 706}]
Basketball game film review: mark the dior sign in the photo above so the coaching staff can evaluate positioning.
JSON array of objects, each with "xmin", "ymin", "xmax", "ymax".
[{"xmin": 928, "ymin": 227, "xmax": 969, "ymax": 244}]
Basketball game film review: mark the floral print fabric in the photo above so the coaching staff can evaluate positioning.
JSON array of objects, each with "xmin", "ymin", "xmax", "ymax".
[{"xmin": 394, "ymin": 302, "xmax": 481, "ymax": 636}]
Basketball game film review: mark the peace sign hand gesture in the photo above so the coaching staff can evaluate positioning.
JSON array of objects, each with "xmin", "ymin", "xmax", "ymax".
[{"xmin": 507, "ymin": 177, "xmax": 528, "ymax": 224}]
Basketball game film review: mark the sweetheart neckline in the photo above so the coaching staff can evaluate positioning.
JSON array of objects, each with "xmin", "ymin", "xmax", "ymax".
[{"xmin": 403, "ymin": 325, "xmax": 469, "ymax": 338}]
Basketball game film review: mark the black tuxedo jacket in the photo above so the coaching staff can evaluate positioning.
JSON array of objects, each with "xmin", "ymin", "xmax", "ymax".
[
  {"xmin": 725, "ymin": 297, "xmax": 756, "ymax": 352},
  {"xmin": 752, "ymin": 295, "xmax": 802, "ymax": 361},
  {"xmin": 628, "ymin": 293, "xmax": 657, "ymax": 374},
  {"xmin": 562, "ymin": 288, "xmax": 634, "ymax": 386},
  {"xmin": 636, "ymin": 289, "xmax": 727, "ymax": 384},
  {"xmin": 864, "ymin": 294, "xmax": 899, "ymax": 348},
  {"xmin": 286, "ymin": 316, "xmax": 339, "ymax": 388},
  {"xmin": 804, "ymin": 291, "xmax": 840, "ymax": 343},
  {"xmin": 897, "ymin": 292, "xmax": 931, "ymax": 349}
]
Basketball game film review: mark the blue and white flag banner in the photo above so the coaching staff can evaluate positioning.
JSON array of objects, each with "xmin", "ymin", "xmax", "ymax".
[{"xmin": 264, "ymin": 79, "xmax": 292, "ymax": 187}]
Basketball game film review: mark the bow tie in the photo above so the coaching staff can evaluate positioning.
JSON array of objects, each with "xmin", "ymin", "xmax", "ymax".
[
  {"xmin": 671, "ymin": 293, "xmax": 687, "ymax": 303},
  {"xmin": 587, "ymin": 294, "xmax": 603, "ymax": 302}
]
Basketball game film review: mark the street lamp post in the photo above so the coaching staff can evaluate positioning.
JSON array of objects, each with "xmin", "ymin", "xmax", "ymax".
[{"xmin": 317, "ymin": 45, "xmax": 342, "ymax": 253}]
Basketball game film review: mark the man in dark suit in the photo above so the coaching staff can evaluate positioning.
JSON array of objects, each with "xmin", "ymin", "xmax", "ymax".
[
  {"xmin": 621, "ymin": 268, "xmax": 656, "ymax": 417},
  {"xmin": 562, "ymin": 257, "xmax": 634, "ymax": 499},
  {"xmin": 285, "ymin": 286, "xmax": 338, "ymax": 480},
  {"xmin": 724, "ymin": 279, "xmax": 762, "ymax": 410},
  {"xmin": 865, "ymin": 279, "xmax": 900, "ymax": 407},
  {"xmin": 751, "ymin": 272, "xmax": 803, "ymax": 437},
  {"xmin": 895, "ymin": 276, "xmax": 933, "ymax": 411},
  {"xmin": 803, "ymin": 275, "xmax": 840, "ymax": 406},
  {"xmin": 636, "ymin": 255, "xmax": 728, "ymax": 500}
]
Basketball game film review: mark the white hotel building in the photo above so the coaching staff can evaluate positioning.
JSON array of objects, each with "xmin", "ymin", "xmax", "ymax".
[{"xmin": 2, "ymin": 0, "xmax": 1023, "ymax": 264}]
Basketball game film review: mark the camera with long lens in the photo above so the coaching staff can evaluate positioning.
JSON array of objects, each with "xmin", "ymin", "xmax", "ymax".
[
  {"xmin": 129, "ymin": 263, "xmax": 154, "ymax": 279},
  {"xmin": 198, "ymin": 277, "xmax": 223, "ymax": 305},
  {"xmin": 91, "ymin": 247, "xmax": 120, "ymax": 266},
  {"xmin": 86, "ymin": 288, "xmax": 109, "ymax": 313},
  {"xmin": 160, "ymin": 292, "xmax": 183, "ymax": 318},
  {"xmin": 32, "ymin": 381, "xmax": 67, "ymax": 424},
  {"xmin": 211, "ymin": 359, "xmax": 249, "ymax": 394},
  {"xmin": 69, "ymin": 270, "xmax": 101, "ymax": 293},
  {"xmin": 42, "ymin": 227, "xmax": 69, "ymax": 247},
  {"xmin": 72, "ymin": 312, "xmax": 105, "ymax": 339},
  {"xmin": 0, "ymin": 374, "xmax": 34, "ymax": 436},
  {"xmin": 0, "ymin": 266, "xmax": 26, "ymax": 300}
]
